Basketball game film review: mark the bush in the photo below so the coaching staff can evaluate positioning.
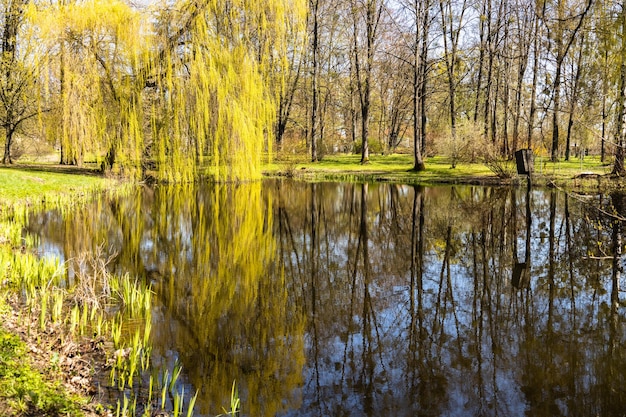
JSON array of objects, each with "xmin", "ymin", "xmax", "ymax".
[{"xmin": 353, "ymin": 138, "xmax": 384, "ymax": 155}]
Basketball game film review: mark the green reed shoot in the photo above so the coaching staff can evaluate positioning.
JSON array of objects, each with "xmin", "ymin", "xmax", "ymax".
[
  {"xmin": 69, "ymin": 305, "xmax": 79, "ymax": 335},
  {"xmin": 161, "ymin": 369, "xmax": 169, "ymax": 409},
  {"xmin": 127, "ymin": 330, "xmax": 141, "ymax": 387},
  {"xmin": 80, "ymin": 303, "xmax": 88, "ymax": 335},
  {"xmin": 217, "ymin": 381, "xmax": 241, "ymax": 416},
  {"xmin": 170, "ymin": 360, "xmax": 182, "ymax": 393},
  {"xmin": 142, "ymin": 314, "xmax": 152, "ymax": 348},
  {"xmin": 141, "ymin": 343, "xmax": 152, "ymax": 372},
  {"xmin": 186, "ymin": 390, "xmax": 199, "ymax": 417},
  {"xmin": 94, "ymin": 313, "xmax": 104, "ymax": 338},
  {"xmin": 148, "ymin": 375, "xmax": 154, "ymax": 405},
  {"xmin": 111, "ymin": 318, "xmax": 122, "ymax": 347},
  {"xmin": 173, "ymin": 387, "xmax": 182, "ymax": 417},
  {"xmin": 51, "ymin": 290, "xmax": 64, "ymax": 324},
  {"xmin": 229, "ymin": 381, "xmax": 240, "ymax": 416}
]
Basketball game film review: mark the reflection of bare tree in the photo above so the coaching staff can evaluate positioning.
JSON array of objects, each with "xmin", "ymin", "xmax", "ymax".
[
  {"xmin": 604, "ymin": 192, "xmax": 625, "ymax": 413},
  {"xmin": 406, "ymin": 186, "xmax": 447, "ymax": 415},
  {"xmin": 512, "ymin": 187, "xmax": 531, "ymax": 290},
  {"xmin": 309, "ymin": 182, "xmax": 322, "ymax": 407}
]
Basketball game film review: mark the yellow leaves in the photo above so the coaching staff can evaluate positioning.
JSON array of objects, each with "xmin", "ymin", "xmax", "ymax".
[
  {"xmin": 24, "ymin": 0, "xmax": 307, "ymax": 182},
  {"xmin": 31, "ymin": 0, "xmax": 143, "ymax": 47}
]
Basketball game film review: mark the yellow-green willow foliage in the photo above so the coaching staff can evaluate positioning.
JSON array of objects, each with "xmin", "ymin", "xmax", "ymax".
[
  {"xmin": 149, "ymin": 0, "xmax": 307, "ymax": 181},
  {"xmin": 27, "ymin": 0, "xmax": 306, "ymax": 181},
  {"xmin": 28, "ymin": 0, "xmax": 148, "ymax": 176}
]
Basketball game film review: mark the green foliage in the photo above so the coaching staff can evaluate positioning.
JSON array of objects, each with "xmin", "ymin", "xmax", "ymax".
[
  {"xmin": 0, "ymin": 330, "xmax": 85, "ymax": 416},
  {"xmin": 353, "ymin": 137, "xmax": 384, "ymax": 155},
  {"xmin": 18, "ymin": 0, "xmax": 307, "ymax": 182}
]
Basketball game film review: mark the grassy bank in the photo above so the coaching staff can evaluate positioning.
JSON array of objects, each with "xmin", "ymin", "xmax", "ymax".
[
  {"xmin": 0, "ymin": 166, "xmax": 107, "ymax": 203},
  {"xmin": 265, "ymin": 153, "xmax": 613, "ymax": 190},
  {"xmin": 0, "ymin": 166, "xmax": 202, "ymax": 417},
  {"xmin": 0, "ymin": 167, "xmax": 114, "ymax": 416}
]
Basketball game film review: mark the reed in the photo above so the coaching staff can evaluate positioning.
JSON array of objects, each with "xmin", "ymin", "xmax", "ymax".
[
  {"xmin": 218, "ymin": 381, "xmax": 241, "ymax": 416},
  {"xmin": 160, "ymin": 369, "xmax": 169, "ymax": 409}
]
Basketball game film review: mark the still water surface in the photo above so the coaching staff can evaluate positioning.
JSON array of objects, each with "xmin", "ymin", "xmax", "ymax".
[{"xmin": 27, "ymin": 180, "xmax": 626, "ymax": 416}]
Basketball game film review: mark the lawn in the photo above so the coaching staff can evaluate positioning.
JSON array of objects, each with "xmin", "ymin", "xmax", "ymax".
[
  {"xmin": 0, "ymin": 166, "xmax": 109, "ymax": 203},
  {"xmin": 265, "ymin": 153, "xmax": 611, "ymax": 188}
]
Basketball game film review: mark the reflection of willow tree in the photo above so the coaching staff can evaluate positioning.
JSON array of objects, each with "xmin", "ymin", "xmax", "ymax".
[
  {"xmin": 141, "ymin": 183, "xmax": 306, "ymax": 416},
  {"xmin": 29, "ymin": 183, "xmax": 306, "ymax": 416}
]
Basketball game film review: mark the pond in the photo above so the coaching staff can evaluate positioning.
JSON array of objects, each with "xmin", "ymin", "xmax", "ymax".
[{"xmin": 27, "ymin": 179, "xmax": 626, "ymax": 416}]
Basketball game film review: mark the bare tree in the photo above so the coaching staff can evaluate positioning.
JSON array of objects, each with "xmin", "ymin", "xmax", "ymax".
[
  {"xmin": 613, "ymin": 0, "xmax": 626, "ymax": 175},
  {"xmin": 548, "ymin": 0, "xmax": 592, "ymax": 161},
  {"xmin": 350, "ymin": 0, "xmax": 385, "ymax": 164},
  {"xmin": 410, "ymin": 0, "xmax": 432, "ymax": 170},
  {"xmin": 438, "ymin": 0, "xmax": 469, "ymax": 168},
  {"xmin": 310, "ymin": 0, "xmax": 321, "ymax": 162}
]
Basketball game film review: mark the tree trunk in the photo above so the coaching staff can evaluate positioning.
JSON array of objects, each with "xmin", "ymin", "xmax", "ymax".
[
  {"xmin": 602, "ymin": 49, "xmax": 608, "ymax": 163},
  {"xmin": 527, "ymin": 0, "xmax": 545, "ymax": 149},
  {"xmin": 512, "ymin": 43, "xmax": 529, "ymax": 152},
  {"xmin": 1, "ymin": 0, "xmax": 27, "ymax": 166},
  {"xmin": 101, "ymin": 145, "xmax": 116, "ymax": 173},
  {"xmin": 310, "ymin": 0, "xmax": 320, "ymax": 162},
  {"xmin": 360, "ymin": 0, "xmax": 379, "ymax": 165},
  {"xmin": 439, "ymin": 0, "xmax": 468, "ymax": 168},
  {"xmin": 351, "ymin": 0, "xmax": 382, "ymax": 165},
  {"xmin": 613, "ymin": 0, "xmax": 626, "ymax": 176},
  {"xmin": 411, "ymin": 0, "xmax": 428, "ymax": 172},
  {"xmin": 2, "ymin": 128, "xmax": 13, "ymax": 164},
  {"xmin": 551, "ymin": 60, "xmax": 563, "ymax": 162},
  {"xmin": 550, "ymin": 0, "xmax": 592, "ymax": 162},
  {"xmin": 565, "ymin": 35, "xmax": 584, "ymax": 161},
  {"xmin": 473, "ymin": 0, "xmax": 487, "ymax": 124},
  {"xmin": 482, "ymin": 0, "xmax": 494, "ymax": 140}
]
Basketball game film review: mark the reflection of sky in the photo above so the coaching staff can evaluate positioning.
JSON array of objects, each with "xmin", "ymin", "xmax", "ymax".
[{"xmin": 38, "ymin": 240, "xmax": 65, "ymax": 263}]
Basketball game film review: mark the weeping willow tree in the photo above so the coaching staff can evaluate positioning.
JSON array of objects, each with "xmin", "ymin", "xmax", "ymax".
[
  {"xmin": 29, "ymin": 1, "xmax": 147, "ymax": 175},
  {"xmin": 28, "ymin": 0, "xmax": 305, "ymax": 182},
  {"xmin": 148, "ymin": 0, "xmax": 307, "ymax": 181}
]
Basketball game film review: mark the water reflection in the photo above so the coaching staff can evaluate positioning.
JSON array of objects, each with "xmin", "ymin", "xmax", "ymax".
[{"xmin": 27, "ymin": 180, "xmax": 626, "ymax": 416}]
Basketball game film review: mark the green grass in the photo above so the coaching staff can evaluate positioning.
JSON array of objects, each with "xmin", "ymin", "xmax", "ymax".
[
  {"xmin": 0, "ymin": 166, "xmax": 108, "ymax": 203},
  {"xmin": 0, "ymin": 166, "xmax": 121, "ymax": 416},
  {"xmin": 0, "ymin": 166, "xmax": 195, "ymax": 417},
  {"xmin": 265, "ymin": 153, "xmax": 611, "ymax": 188}
]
